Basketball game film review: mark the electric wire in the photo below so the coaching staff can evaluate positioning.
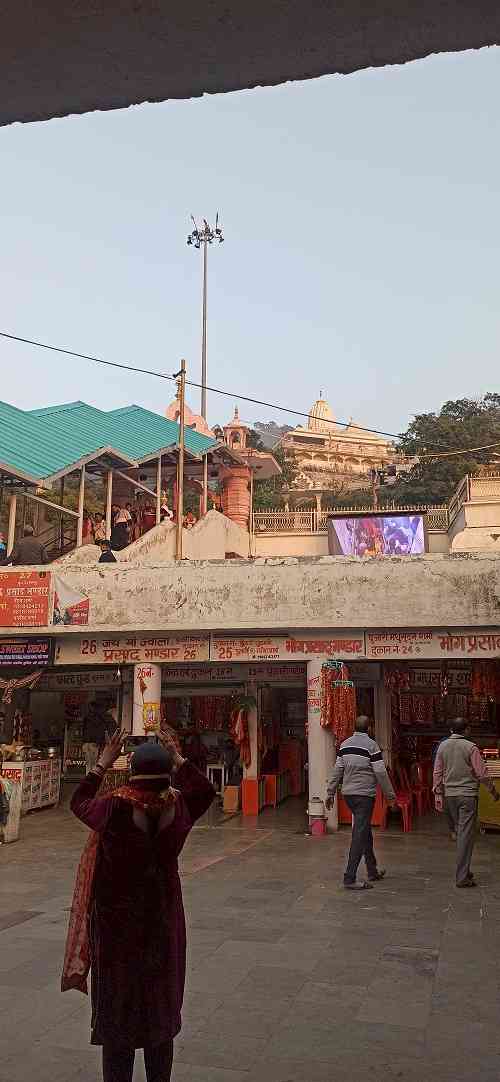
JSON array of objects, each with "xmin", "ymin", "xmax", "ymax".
[{"xmin": 0, "ymin": 330, "xmax": 498, "ymax": 461}]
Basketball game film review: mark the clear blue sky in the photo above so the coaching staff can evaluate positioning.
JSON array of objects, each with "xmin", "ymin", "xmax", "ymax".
[{"xmin": 1, "ymin": 46, "xmax": 499, "ymax": 438}]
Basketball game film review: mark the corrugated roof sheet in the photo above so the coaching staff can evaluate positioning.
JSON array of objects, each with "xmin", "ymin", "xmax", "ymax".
[{"xmin": 0, "ymin": 398, "xmax": 215, "ymax": 483}]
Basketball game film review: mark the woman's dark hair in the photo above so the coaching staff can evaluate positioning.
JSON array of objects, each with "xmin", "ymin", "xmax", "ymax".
[{"xmin": 130, "ymin": 741, "xmax": 175, "ymax": 779}]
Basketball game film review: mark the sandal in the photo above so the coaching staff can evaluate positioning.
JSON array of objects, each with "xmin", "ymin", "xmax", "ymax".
[
  {"xmin": 368, "ymin": 870, "xmax": 386, "ymax": 882},
  {"xmin": 344, "ymin": 881, "xmax": 374, "ymax": 891}
]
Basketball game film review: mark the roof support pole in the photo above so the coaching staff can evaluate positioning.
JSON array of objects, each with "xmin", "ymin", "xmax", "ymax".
[
  {"xmin": 156, "ymin": 454, "xmax": 162, "ymax": 526},
  {"xmin": 76, "ymin": 465, "xmax": 86, "ymax": 547},
  {"xmin": 202, "ymin": 456, "xmax": 208, "ymax": 518},
  {"xmin": 59, "ymin": 477, "xmax": 65, "ymax": 553},
  {"xmin": 105, "ymin": 470, "xmax": 113, "ymax": 539},
  {"xmin": 112, "ymin": 471, "xmax": 156, "ymax": 499},
  {"xmin": 249, "ymin": 467, "xmax": 254, "ymax": 556},
  {"xmin": 7, "ymin": 492, "xmax": 17, "ymax": 556}
]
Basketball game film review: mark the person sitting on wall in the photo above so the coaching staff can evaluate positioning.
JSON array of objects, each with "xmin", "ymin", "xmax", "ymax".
[
  {"xmin": 0, "ymin": 524, "xmax": 47, "ymax": 566},
  {"xmin": 98, "ymin": 540, "xmax": 117, "ymax": 564},
  {"xmin": 160, "ymin": 499, "xmax": 174, "ymax": 522}
]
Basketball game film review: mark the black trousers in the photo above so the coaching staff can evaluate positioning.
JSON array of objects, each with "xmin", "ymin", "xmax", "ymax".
[
  {"xmin": 102, "ymin": 1039, "xmax": 174, "ymax": 1082},
  {"xmin": 344, "ymin": 795, "xmax": 377, "ymax": 884}
]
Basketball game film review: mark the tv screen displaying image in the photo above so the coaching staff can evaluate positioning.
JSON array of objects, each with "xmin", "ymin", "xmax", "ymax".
[{"xmin": 327, "ymin": 513, "xmax": 425, "ymax": 557}]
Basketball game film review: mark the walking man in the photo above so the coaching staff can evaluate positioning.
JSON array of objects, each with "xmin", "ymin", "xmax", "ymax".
[
  {"xmin": 325, "ymin": 715, "xmax": 396, "ymax": 891},
  {"xmin": 433, "ymin": 717, "xmax": 499, "ymax": 887}
]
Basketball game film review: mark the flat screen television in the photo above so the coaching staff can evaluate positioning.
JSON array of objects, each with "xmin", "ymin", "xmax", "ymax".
[{"xmin": 327, "ymin": 513, "xmax": 425, "ymax": 557}]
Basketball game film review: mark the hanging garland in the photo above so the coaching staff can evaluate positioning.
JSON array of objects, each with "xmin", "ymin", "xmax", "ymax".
[
  {"xmin": 320, "ymin": 661, "xmax": 356, "ymax": 743},
  {"xmin": 229, "ymin": 692, "xmax": 256, "ymax": 769},
  {"xmin": 471, "ymin": 662, "xmax": 499, "ymax": 701},
  {"xmin": 0, "ymin": 669, "xmax": 43, "ymax": 705}
]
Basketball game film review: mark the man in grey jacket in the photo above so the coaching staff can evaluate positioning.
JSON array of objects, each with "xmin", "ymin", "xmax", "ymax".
[
  {"xmin": 325, "ymin": 716, "xmax": 396, "ymax": 891},
  {"xmin": 433, "ymin": 717, "xmax": 499, "ymax": 887}
]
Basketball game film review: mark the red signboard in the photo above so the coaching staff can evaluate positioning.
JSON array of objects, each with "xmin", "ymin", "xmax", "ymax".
[{"xmin": 0, "ymin": 572, "xmax": 51, "ymax": 628}]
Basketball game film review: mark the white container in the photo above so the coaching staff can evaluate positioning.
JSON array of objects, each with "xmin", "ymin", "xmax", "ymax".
[
  {"xmin": 2, "ymin": 780, "xmax": 22, "ymax": 843},
  {"xmin": 308, "ymin": 796, "xmax": 326, "ymax": 819}
]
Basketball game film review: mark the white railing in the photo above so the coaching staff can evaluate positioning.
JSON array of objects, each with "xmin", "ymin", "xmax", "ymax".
[
  {"xmin": 447, "ymin": 472, "xmax": 500, "ymax": 526},
  {"xmin": 470, "ymin": 473, "xmax": 500, "ymax": 499},
  {"xmin": 448, "ymin": 476, "xmax": 470, "ymax": 526},
  {"xmin": 253, "ymin": 509, "xmax": 315, "ymax": 534},
  {"xmin": 253, "ymin": 504, "xmax": 449, "ymax": 535}
]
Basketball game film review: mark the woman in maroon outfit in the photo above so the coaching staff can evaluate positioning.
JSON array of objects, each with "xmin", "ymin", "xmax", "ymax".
[{"xmin": 62, "ymin": 728, "xmax": 215, "ymax": 1082}]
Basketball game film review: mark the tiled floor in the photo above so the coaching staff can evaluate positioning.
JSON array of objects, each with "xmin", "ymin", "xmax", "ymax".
[{"xmin": 1, "ymin": 800, "xmax": 500, "ymax": 1080}]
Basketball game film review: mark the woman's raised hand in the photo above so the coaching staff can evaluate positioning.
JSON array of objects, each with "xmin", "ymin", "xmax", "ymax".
[{"xmin": 97, "ymin": 729, "xmax": 127, "ymax": 771}]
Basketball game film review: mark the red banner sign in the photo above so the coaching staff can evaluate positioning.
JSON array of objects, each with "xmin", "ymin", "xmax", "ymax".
[{"xmin": 0, "ymin": 572, "xmax": 50, "ymax": 628}]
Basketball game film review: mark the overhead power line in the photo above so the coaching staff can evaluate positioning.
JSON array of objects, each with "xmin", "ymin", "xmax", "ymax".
[
  {"xmin": 0, "ymin": 330, "xmax": 403, "ymax": 440},
  {"xmin": 0, "ymin": 329, "xmax": 499, "ymax": 461}
]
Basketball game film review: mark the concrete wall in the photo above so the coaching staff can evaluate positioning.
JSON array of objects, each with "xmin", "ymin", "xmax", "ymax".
[
  {"xmin": 4, "ymin": 5, "xmax": 500, "ymax": 128},
  {"xmin": 8, "ymin": 552, "xmax": 500, "ymax": 635},
  {"xmin": 255, "ymin": 535, "xmax": 329, "ymax": 558},
  {"xmin": 451, "ymin": 502, "xmax": 500, "ymax": 555}
]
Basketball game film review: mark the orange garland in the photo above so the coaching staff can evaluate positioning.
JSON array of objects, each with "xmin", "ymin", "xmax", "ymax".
[{"xmin": 320, "ymin": 663, "xmax": 356, "ymax": 743}]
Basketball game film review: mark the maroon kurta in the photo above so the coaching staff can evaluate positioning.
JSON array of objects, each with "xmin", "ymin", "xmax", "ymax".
[{"xmin": 70, "ymin": 761, "xmax": 215, "ymax": 1048}]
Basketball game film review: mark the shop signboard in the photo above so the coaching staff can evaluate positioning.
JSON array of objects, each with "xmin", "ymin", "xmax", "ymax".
[
  {"xmin": 54, "ymin": 633, "xmax": 210, "ymax": 666},
  {"xmin": 162, "ymin": 663, "xmax": 243, "ymax": 685},
  {"xmin": 210, "ymin": 633, "xmax": 365, "ymax": 663},
  {"xmin": 0, "ymin": 637, "xmax": 52, "ymax": 668},
  {"xmin": 0, "ymin": 572, "xmax": 51, "ymax": 628},
  {"xmin": 366, "ymin": 628, "xmax": 500, "ymax": 660},
  {"xmin": 247, "ymin": 663, "xmax": 307, "ymax": 684},
  {"xmin": 160, "ymin": 662, "xmax": 307, "ymax": 685},
  {"xmin": 37, "ymin": 668, "xmax": 131, "ymax": 692}
]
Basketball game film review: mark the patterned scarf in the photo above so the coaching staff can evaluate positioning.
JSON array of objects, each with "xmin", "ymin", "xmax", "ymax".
[{"xmin": 61, "ymin": 785, "xmax": 177, "ymax": 994}]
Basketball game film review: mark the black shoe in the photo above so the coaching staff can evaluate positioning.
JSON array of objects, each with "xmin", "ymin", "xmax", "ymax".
[
  {"xmin": 344, "ymin": 881, "xmax": 374, "ymax": 891},
  {"xmin": 368, "ymin": 869, "xmax": 386, "ymax": 882}
]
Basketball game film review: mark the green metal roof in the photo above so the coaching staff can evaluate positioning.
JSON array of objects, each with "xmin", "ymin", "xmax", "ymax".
[{"xmin": 0, "ymin": 398, "xmax": 216, "ymax": 484}]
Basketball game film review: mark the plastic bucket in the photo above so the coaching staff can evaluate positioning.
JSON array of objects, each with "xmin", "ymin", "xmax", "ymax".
[{"xmin": 310, "ymin": 817, "xmax": 327, "ymax": 836}]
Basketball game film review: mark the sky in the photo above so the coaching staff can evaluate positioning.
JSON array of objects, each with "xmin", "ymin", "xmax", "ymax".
[{"xmin": 0, "ymin": 46, "xmax": 499, "ymax": 439}]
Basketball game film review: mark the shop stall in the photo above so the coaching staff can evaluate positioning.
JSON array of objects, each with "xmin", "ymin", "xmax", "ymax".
[
  {"xmin": 28, "ymin": 668, "xmax": 126, "ymax": 779},
  {"xmin": 2, "ymin": 755, "xmax": 61, "ymax": 814}
]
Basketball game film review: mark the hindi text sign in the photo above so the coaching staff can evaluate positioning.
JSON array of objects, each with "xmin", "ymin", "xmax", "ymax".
[
  {"xmin": 210, "ymin": 634, "xmax": 365, "ymax": 662},
  {"xmin": 54, "ymin": 633, "xmax": 210, "ymax": 666},
  {"xmin": 0, "ymin": 572, "xmax": 51, "ymax": 628}
]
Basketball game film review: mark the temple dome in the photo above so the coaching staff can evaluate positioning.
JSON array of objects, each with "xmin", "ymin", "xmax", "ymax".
[{"xmin": 308, "ymin": 396, "xmax": 335, "ymax": 433}]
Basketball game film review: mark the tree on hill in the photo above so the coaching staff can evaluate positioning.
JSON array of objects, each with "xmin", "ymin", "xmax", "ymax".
[{"xmin": 388, "ymin": 392, "xmax": 500, "ymax": 505}]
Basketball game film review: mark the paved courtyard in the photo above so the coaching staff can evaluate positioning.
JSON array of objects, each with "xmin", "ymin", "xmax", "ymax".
[{"xmin": 1, "ymin": 800, "xmax": 500, "ymax": 1081}]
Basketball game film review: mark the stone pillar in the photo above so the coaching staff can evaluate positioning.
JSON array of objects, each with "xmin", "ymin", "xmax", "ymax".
[
  {"xmin": 307, "ymin": 659, "xmax": 337, "ymax": 830},
  {"xmin": 374, "ymin": 677, "xmax": 392, "ymax": 767},
  {"xmin": 241, "ymin": 684, "xmax": 260, "ymax": 815},
  {"xmin": 220, "ymin": 466, "xmax": 251, "ymax": 529},
  {"xmin": 132, "ymin": 663, "xmax": 162, "ymax": 737},
  {"xmin": 243, "ymin": 684, "xmax": 259, "ymax": 780}
]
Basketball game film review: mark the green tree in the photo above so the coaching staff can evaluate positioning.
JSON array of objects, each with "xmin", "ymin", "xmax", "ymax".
[
  {"xmin": 253, "ymin": 444, "xmax": 298, "ymax": 510},
  {"xmin": 389, "ymin": 393, "xmax": 500, "ymax": 505}
]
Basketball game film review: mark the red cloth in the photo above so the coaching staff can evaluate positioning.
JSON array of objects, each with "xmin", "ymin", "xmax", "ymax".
[{"xmin": 62, "ymin": 762, "xmax": 215, "ymax": 1048}]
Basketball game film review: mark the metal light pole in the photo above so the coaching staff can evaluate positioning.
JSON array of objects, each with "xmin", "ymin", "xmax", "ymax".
[
  {"xmin": 187, "ymin": 215, "xmax": 224, "ymax": 514},
  {"xmin": 174, "ymin": 359, "xmax": 187, "ymax": 561}
]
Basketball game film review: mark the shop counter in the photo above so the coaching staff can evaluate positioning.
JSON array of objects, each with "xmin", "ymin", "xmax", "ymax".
[
  {"xmin": 242, "ymin": 776, "xmax": 266, "ymax": 816},
  {"xmin": 478, "ymin": 762, "xmax": 500, "ymax": 831},
  {"xmin": 263, "ymin": 771, "xmax": 291, "ymax": 808},
  {"xmin": 1, "ymin": 759, "xmax": 61, "ymax": 814}
]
